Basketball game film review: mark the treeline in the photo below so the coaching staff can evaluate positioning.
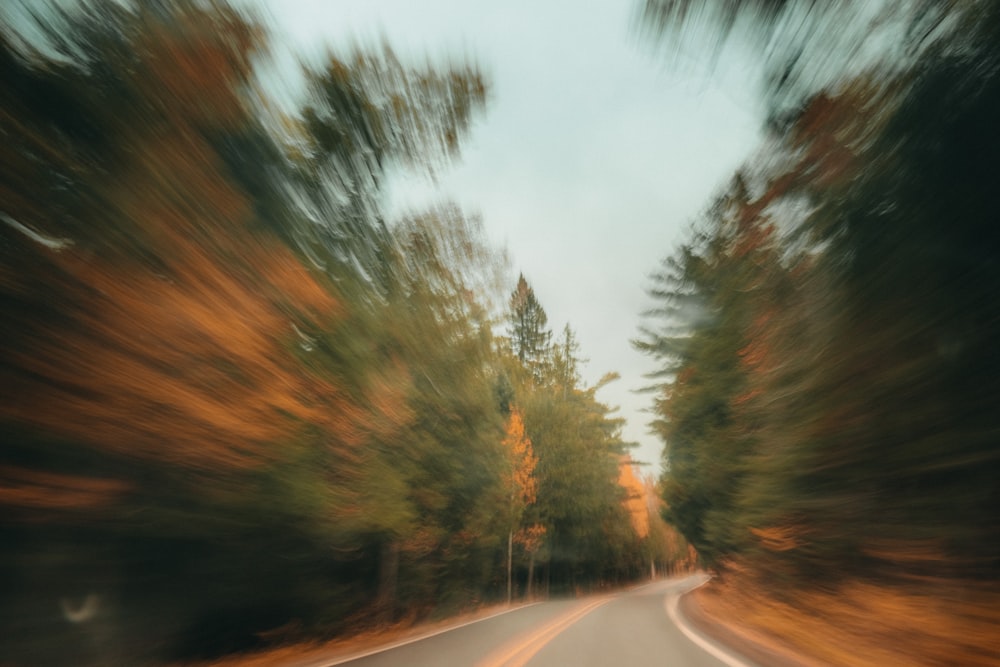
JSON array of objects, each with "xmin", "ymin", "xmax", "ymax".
[
  {"xmin": 0, "ymin": 2, "xmax": 676, "ymax": 664},
  {"xmin": 637, "ymin": 0, "xmax": 1000, "ymax": 586}
]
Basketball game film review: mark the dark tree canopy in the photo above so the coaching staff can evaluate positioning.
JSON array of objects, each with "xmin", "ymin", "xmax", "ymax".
[{"xmin": 636, "ymin": 0, "xmax": 1000, "ymax": 587}]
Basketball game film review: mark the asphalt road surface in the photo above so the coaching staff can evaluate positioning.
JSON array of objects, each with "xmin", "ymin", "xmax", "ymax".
[{"xmin": 325, "ymin": 574, "xmax": 758, "ymax": 667}]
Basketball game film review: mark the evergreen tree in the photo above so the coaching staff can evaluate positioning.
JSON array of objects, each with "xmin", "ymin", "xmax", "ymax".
[
  {"xmin": 637, "ymin": 0, "xmax": 1000, "ymax": 587},
  {"xmin": 507, "ymin": 273, "xmax": 552, "ymax": 384}
]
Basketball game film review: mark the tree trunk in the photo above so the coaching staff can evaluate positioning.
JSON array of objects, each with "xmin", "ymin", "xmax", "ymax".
[
  {"xmin": 527, "ymin": 551, "xmax": 535, "ymax": 600},
  {"xmin": 506, "ymin": 529, "xmax": 513, "ymax": 604}
]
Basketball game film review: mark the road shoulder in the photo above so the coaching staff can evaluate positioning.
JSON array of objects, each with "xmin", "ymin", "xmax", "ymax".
[
  {"xmin": 678, "ymin": 584, "xmax": 817, "ymax": 667},
  {"xmin": 181, "ymin": 601, "xmax": 539, "ymax": 667}
]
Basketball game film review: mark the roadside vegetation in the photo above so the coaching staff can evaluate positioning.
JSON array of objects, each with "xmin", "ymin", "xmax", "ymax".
[
  {"xmin": 636, "ymin": 1, "xmax": 1000, "ymax": 664},
  {"xmin": 0, "ymin": 2, "xmax": 689, "ymax": 665}
]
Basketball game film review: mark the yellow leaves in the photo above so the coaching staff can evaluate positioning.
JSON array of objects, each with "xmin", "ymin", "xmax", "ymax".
[{"xmin": 502, "ymin": 407, "xmax": 537, "ymax": 508}]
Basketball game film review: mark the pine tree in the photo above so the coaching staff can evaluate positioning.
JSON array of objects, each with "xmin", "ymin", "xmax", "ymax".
[{"xmin": 507, "ymin": 274, "xmax": 552, "ymax": 384}]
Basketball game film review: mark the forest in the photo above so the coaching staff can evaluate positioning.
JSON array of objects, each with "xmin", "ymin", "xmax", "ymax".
[
  {"xmin": 4, "ymin": 0, "xmax": 1000, "ymax": 665},
  {"xmin": 635, "ymin": 1, "xmax": 1000, "ymax": 664},
  {"xmin": 0, "ymin": 2, "xmax": 687, "ymax": 664}
]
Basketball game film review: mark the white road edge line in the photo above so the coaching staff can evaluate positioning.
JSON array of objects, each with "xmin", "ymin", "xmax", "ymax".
[
  {"xmin": 665, "ymin": 582, "xmax": 757, "ymax": 667},
  {"xmin": 322, "ymin": 602, "xmax": 544, "ymax": 666}
]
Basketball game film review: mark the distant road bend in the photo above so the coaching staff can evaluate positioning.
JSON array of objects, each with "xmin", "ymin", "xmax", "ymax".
[{"xmin": 321, "ymin": 574, "xmax": 757, "ymax": 667}]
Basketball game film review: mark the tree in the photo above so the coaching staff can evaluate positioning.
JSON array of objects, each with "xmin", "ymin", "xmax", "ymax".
[
  {"xmin": 507, "ymin": 274, "xmax": 552, "ymax": 384},
  {"xmin": 499, "ymin": 274, "xmax": 645, "ymax": 591},
  {"xmin": 502, "ymin": 407, "xmax": 538, "ymax": 603},
  {"xmin": 514, "ymin": 523, "xmax": 547, "ymax": 599},
  {"xmin": 552, "ymin": 324, "xmax": 585, "ymax": 394},
  {"xmin": 0, "ymin": 1, "xmax": 499, "ymax": 660},
  {"xmin": 633, "ymin": 174, "xmax": 778, "ymax": 567},
  {"xmin": 363, "ymin": 206, "xmax": 508, "ymax": 618},
  {"xmin": 216, "ymin": 39, "xmax": 488, "ymax": 300},
  {"xmin": 636, "ymin": 0, "xmax": 1000, "ymax": 587}
]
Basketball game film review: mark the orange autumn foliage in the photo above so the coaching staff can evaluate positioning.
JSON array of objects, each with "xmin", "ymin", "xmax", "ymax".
[
  {"xmin": 514, "ymin": 523, "xmax": 547, "ymax": 554},
  {"xmin": 502, "ymin": 408, "xmax": 537, "ymax": 507},
  {"xmin": 694, "ymin": 572, "xmax": 1000, "ymax": 667},
  {"xmin": 0, "ymin": 7, "xmax": 412, "ymax": 518},
  {"xmin": 617, "ymin": 456, "xmax": 649, "ymax": 539},
  {"xmin": 0, "ymin": 465, "xmax": 129, "ymax": 512}
]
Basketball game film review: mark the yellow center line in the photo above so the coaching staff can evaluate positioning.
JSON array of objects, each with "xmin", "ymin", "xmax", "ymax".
[{"xmin": 475, "ymin": 596, "xmax": 614, "ymax": 667}]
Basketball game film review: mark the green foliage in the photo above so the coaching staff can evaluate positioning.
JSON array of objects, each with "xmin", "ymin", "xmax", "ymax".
[
  {"xmin": 507, "ymin": 273, "xmax": 553, "ymax": 384},
  {"xmin": 0, "ymin": 4, "xmax": 644, "ymax": 664},
  {"xmin": 286, "ymin": 46, "xmax": 487, "ymax": 291},
  {"xmin": 637, "ymin": 0, "xmax": 1000, "ymax": 584},
  {"xmin": 634, "ymin": 179, "xmax": 776, "ymax": 567},
  {"xmin": 0, "ymin": 1, "xmax": 494, "ymax": 662},
  {"xmin": 503, "ymin": 278, "xmax": 643, "ymax": 591}
]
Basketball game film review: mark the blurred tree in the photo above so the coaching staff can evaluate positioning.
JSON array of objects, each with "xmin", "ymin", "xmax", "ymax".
[
  {"xmin": 521, "ymin": 358, "xmax": 638, "ymax": 589},
  {"xmin": 370, "ymin": 206, "xmax": 508, "ymax": 618},
  {"xmin": 636, "ymin": 0, "xmax": 1000, "ymax": 588},
  {"xmin": 634, "ymin": 175, "xmax": 778, "ymax": 567},
  {"xmin": 0, "ymin": 0, "xmax": 496, "ymax": 661},
  {"xmin": 286, "ymin": 46, "xmax": 486, "ymax": 292}
]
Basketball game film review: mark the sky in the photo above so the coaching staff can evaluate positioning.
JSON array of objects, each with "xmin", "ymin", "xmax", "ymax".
[{"xmin": 254, "ymin": 0, "xmax": 765, "ymax": 472}]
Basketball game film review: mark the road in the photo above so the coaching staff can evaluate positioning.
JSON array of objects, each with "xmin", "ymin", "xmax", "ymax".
[{"xmin": 323, "ymin": 574, "xmax": 757, "ymax": 667}]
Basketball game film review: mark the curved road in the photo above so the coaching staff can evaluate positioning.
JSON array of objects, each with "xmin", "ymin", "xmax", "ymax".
[{"xmin": 322, "ymin": 574, "xmax": 758, "ymax": 667}]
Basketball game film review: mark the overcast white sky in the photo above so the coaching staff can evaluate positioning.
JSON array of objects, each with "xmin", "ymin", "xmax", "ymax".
[{"xmin": 254, "ymin": 0, "xmax": 765, "ymax": 472}]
